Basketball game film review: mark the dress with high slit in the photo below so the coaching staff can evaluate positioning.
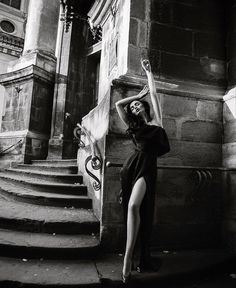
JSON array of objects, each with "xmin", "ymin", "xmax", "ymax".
[{"xmin": 120, "ymin": 123, "xmax": 170, "ymax": 262}]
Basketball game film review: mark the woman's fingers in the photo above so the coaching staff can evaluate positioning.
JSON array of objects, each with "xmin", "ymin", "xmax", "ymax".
[
  {"xmin": 141, "ymin": 59, "xmax": 151, "ymax": 71},
  {"xmin": 139, "ymin": 85, "xmax": 149, "ymax": 98}
]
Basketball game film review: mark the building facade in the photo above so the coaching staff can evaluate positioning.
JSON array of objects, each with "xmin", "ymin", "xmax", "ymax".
[
  {"xmin": 0, "ymin": 0, "xmax": 236, "ymax": 252},
  {"xmin": 0, "ymin": 0, "xmax": 29, "ymax": 129}
]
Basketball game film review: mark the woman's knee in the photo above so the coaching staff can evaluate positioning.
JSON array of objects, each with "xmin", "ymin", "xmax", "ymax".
[{"xmin": 128, "ymin": 201, "xmax": 140, "ymax": 215}]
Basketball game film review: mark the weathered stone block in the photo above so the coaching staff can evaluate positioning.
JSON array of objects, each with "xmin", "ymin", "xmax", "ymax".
[
  {"xmin": 106, "ymin": 135, "xmax": 134, "ymax": 161},
  {"xmin": 128, "ymin": 46, "xmax": 143, "ymax": 75},
  {"xmin": 172, "ymin": 2, "xmax": 201, "ymax": 30},
  {"xmin": 102, "ymin": 202, "xmax": 123, "ymax": 223},
  {"xmin": 129, "ymin": 18, "xmax": 138, "ymax": 46},
  {"xmin": 227, "ymin": 57, "xmax": 236, "ymax": 87},
  {"xmin": 194, "ymin": 32, "xmax": 225, "ymax": 60},
  {"xmin": 224, "ymin": 120, "xmax": 236, "ymax": 143},
  {"xmin": 181, "ymin": 120, "xmax": 222, "ymax": 143},
  {"xmin": 169, "ymin": 139, "xmax": 222, "ymax": 167},
  {"xmin": 228, "ymin": 32, "xmax": 236, "ymax": 60},
  {"xmin": 162, "ymin": 118, "xmax": 177, "ymax": 139},
  {"xmin": 103, "ymin": 169, "xmax": 121, "ymax": 203},
  {"xmin": 139, "ymin": 21, "xmax": 148, "ymax": 48},
  {"xmin": 197, "ymin": 100, "xmax": 222, "ymax": 122},
  {"xmin": 100, "ymin": 224, "xmax": 125, "ymax": 251},
  {"xmin": 201, "ymin": 3, "xmax": 224, "ymax": 33},
  {"xmin": 161, "ymin": 52, "xmax": 225, "ymax": 86},
  {"xmin": 130, "ymin": 0, "xmax": 146, "ymax": 20},
  {"xmin": 147, "ymin": 49, "xmax": 161, "ymax": 75},
  {"xmin": 163, "ymin": 95, "xmax": 197, "ymax": 118},
  {"xmin": 150, "ymin": 0, "xmax": 172, "ymax": 24},
  {"xmin": 150, "ymin": 23, "xmax": 192, "ymax": 56},
  {"xmin": 223, "ymin": 143, "xmax": 236, "ymax": 167}
]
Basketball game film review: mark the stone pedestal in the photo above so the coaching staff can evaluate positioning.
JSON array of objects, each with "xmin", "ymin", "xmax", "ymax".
[{"xmin": 0, "ymin": 66, "xmax": 55, "ymax": 165}]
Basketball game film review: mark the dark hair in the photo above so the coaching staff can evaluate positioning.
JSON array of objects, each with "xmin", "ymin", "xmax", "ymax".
[{"xmin": 126, "ymin": 100, "xmax": 152, "ymax": 129}]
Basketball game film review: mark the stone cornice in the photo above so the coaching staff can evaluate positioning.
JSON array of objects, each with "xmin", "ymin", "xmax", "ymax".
[
  {"xmin": 112, "ymin": 74, "xmax": 225, "ymax": 102},
  {"xmin": 0, "ymin": 65, "xmax": 55, "ymax": 85},
  {"xmin": 0, "ymin": 129, "xmax": 49, "ymax": 140}
]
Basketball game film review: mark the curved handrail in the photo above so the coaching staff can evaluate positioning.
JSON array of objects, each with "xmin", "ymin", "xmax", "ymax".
[
  {"xmin": 106, "ymin": 161, "xmax": 217, "ymax": 199},
  {"xmin": 105, "ymin": 161, "xmax": 225, "ymax": 171},
  {"xmin": 0, "ymin": 139, "xmax": 23, "ymax": 156},
  {"xmin": 74, "ymin": 123, "xmax": 102, "ymax": 191}
]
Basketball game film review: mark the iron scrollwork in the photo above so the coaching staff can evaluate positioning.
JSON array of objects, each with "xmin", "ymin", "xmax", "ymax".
[
  {"xmin": 0, "ymin": 139, "xmax": 23, "ymax": 156},
  {"xmin": 85, "ymin": 155, "xmax": 102, "ymax": 191},
  {"xmin": 73, "ymin": 123, "xmax": 102, "ymax": 191},
  {"xmin": 187, "ymin": 169, "xmax": 213, "ymax": 202}
]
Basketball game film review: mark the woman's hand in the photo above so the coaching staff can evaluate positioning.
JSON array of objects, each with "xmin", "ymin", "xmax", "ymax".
[
  {"xmin": 138, "ymin": 85, "xmax": 149, "ymax": 99},
  {"xmin": 141, "ymin": 59, "xmax": 151, "ymax": 72}
]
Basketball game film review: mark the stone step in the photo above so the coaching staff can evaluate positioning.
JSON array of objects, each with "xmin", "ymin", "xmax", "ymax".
[
  {"xmin": 15, "ymin": 163, "xmax": 78, "ymax": 174},
  {"xmin": 0, "ymin": 197, "xmax": 99, "ymax": 234},
  {"xmin": 31, "ymin": 159, "xmax": 77, "ymax": 166},
  {"xmin": 6, "ymin": 168, "xmax": 83, "ymax": 184},
  {"xmin": 0, "ymin": 172, "xmax": 87, "ymax": 195},
  {"xmin": 0, "ymin": 179, "xmax": 92, "ymax": 208},
  {"xmin": 0, "ymin": 257, "xmax": 101, "ymax": 287},
  {"xmin": 0, "ymin": 228, "xmax": 99, "ymax": 259}
]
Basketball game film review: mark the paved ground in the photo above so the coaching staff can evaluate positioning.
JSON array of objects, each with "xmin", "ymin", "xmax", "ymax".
[
  {"xmin": 98, "ymin": 251, "xmax": 236, "ymax": 288},
  {"xmin": 0, "ymin": 250, "xmax": 235, "ymax": 287}
]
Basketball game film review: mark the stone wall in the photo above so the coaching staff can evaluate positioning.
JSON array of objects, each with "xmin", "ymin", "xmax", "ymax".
[
  {"xmin": 80, "ymin": 0, "xmax": 228, "ymax": 251},
  {"xmin": 223, "ymin": 0, "xmax": 236, "ymax": 253},
  {"xmin": 128, "ymin": 0, "xmax": 226, "ymax": 86},
  {"xmin": 100, "ymin": 79, "xmax": 224, "ymax": 251}
]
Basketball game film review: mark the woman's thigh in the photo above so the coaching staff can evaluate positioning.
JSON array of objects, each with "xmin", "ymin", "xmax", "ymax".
[{"xmin": 128, "ymin": 177, "xmax": 146, "ymax": 209}]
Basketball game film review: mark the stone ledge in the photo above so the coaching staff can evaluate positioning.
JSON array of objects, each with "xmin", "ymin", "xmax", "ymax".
[
  {"xmin": 112, "ymin": 74, "xmax": 225, "ymax": 101},
  {"xmin": 0, "ymin": 64, "xmax": 55, "ymax": 85}
]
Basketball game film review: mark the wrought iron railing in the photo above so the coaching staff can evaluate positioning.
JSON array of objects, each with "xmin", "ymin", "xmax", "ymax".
[
  {"xmin": 0, "ymin": 139, "xmax": 23, "ymax": 156},
  {"xmin": 74, "ymin": 123, "xmax": 102, "ymax": 191},
  {"xmin": 106, "ymin": 161, "xmax": 226, "ymax": 200}
]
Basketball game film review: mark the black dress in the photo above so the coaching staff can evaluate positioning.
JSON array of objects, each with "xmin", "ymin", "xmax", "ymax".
[{"xmin": 120, "ymin": 123, "xmax": 170, "ymax": 265}]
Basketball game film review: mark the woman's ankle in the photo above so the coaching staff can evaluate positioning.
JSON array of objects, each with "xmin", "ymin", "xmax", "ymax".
[{"xmin": 123, "ymin": 256, "xmax": 132, "ymax": 276}]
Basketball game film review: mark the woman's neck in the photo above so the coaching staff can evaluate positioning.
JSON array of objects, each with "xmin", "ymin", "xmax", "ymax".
[{"xmin": 139, "ymin": 111, "xmax": 148, "ymax": 124}]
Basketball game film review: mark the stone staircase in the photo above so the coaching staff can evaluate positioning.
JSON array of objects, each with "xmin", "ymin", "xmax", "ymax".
[
  {"xmin": 0, "ymin": 159, "xmax": 234, "ymax": 287},
  {"xmin": 0, "ymin": 159, "xmax": 101, "ymax": 287}
]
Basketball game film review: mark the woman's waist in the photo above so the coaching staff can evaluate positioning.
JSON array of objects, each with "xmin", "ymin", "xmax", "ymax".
[{"xmin": 134, "ymin": 147, "xmax": 158, "ymax": 155}]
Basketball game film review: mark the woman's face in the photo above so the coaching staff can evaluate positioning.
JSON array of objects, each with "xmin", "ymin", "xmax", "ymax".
[{"xmin": 129, "ymin": 100, "xmax": 145, "ymax": 116}]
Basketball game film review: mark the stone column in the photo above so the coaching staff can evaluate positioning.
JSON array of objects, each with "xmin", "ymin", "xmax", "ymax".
[
  {"xmin": 8, "ymin": 0, "xmax": 60, "ymax": 73},
  {"xmin": 0, "ymin": 0, "xmax": 60, "ymax": 166},
  {"xmin": 23, "ymin": 0, "xmax": 59, "ymax": 57}
]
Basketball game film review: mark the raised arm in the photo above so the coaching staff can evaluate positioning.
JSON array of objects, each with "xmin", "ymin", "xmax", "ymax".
[
  {"xmin": 115, "ymin": 85, "xmax": 149, "ymax": 127},
  {"xmin": 141, "ymin": 59, "xmax": 163, "ymax": 127}
]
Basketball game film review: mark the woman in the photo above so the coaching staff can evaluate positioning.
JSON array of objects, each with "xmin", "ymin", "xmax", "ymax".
[{"xmin": 115, "ymin": 59, "xmax": 170, "ymax": 283}]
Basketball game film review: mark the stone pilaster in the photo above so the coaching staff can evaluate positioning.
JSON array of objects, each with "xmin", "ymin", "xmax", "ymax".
[{"xmin": 47, "ymin": 8, "xmax": 72, "ymax": 159}]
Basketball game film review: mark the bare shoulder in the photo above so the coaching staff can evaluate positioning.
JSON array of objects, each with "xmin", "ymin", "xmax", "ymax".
[{"xmin": 149, "ymin": 119, "xmax": 163, "ymax": 128}]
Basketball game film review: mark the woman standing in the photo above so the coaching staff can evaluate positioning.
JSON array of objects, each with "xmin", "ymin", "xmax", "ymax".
[{"xmin": 115, "ymin": 59, "xmax": 170, "ymax": 283}]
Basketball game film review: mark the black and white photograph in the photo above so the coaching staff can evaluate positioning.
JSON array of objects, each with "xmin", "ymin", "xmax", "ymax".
[{"xmin": 0, "ymin": 0, "xmax": 235, "ymax": 287}]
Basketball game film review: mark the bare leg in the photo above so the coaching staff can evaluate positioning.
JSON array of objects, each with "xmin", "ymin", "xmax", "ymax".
[{"xmin": 123, "ymin": 177, "xmax": 146, "ymax": 277}]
